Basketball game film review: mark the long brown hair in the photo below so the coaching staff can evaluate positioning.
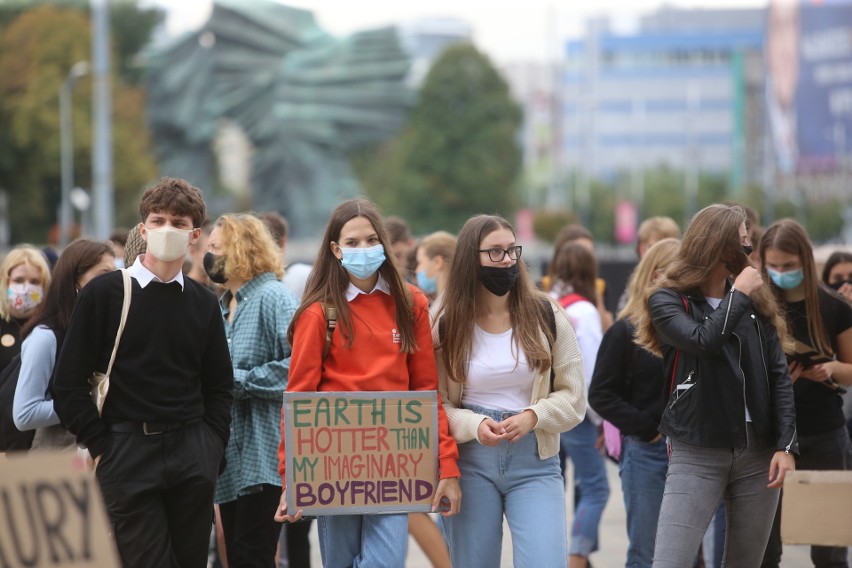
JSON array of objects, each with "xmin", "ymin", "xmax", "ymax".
[
  {"xmin": 634, "ymin": 204, "xmax": 789, "ymax": 356},
  {"xmin": 551, "ymin": 242, "xmax": 598, "ymax": 304},
  {"xmin": 759, "ymin": 219, "xmax": 832, "ymax": 356},
  {"xmin": 287, "ymin": 198, "xmax": 416, "ymax": 352},
  {"xmin": 21, "ymin": 239, "xmax": 114, "ymax": 340},
  {"xmin": 439, "ymin": 215, "xmax": 553, "ymax": 383}
]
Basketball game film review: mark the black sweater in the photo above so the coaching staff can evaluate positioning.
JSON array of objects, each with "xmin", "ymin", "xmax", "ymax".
[
  {"xmin": 588, "ymin": 318, "xmax": 665, "ymax": 441},
  {"xmin": 53, "ymin": 271, "xmax": 233, "ymax": 458}
]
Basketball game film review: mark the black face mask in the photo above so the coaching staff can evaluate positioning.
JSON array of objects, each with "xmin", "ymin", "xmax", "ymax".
[
  {"xmin": 479, "ymin": 264, "xmax": 520, "ymax": 297},
  {"xmin": 203, "ymin": 252, "xmax": 227, "ymax": 284},
  {"xmin": 829, "ymin": 279, "xmax": 852, "ymax": 291},
  {"xmin": 742, "ymin": 244, "xmax": 753, "ymax": 257}
]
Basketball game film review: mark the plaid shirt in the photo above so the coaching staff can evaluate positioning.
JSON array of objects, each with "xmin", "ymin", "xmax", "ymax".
[{"xmin": 215, "ymin": 272, "xmax": 298, "ymax": 503}]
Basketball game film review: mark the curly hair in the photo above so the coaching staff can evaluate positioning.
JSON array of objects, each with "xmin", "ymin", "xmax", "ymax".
[{"xmin": 214, "ymin": 214, "xmax": 284, "ymax": 281}]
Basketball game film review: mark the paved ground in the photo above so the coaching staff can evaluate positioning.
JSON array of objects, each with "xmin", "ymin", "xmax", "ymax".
[{"xmin": 304, "ymin": 460, "xmax": 826, "ymax": 567}]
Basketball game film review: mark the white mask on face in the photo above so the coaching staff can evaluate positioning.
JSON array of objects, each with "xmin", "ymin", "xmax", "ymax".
[{"xmin": 145, "ymin": 225, "xmax": 193, "ymax": 262}]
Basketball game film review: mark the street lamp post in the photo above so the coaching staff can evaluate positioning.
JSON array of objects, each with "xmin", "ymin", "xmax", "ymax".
[{"xmin": 59, "ymin": 60, "xmax": 89, "ymax": 248}]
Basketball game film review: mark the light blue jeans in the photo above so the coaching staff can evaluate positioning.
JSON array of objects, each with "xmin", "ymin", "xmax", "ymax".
[
  {"xmin": 317, "ymin": 513, "xmax": 407, "ymax": 568},
  {"xmin": 652, "ymin": 426, "xmax": 779, "ymax": 568},
  {"xmin": 620, "ymin": 435, "xmax": 668, "ymax": 568},
  {"xmin": 443, "ymin": 405, "xmax": 568, "ymax": 568},
  {"xmin": 560, "ymin": 416, "xmax": 611, "ymax": 557}
]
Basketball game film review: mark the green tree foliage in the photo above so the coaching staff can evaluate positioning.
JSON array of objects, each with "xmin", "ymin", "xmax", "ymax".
[
  {"xmin": 356, "ymin": 43, "xmax": 523, "ymax": 234},
  {"xmin": 0, "ymin": 0, "xmax": 161, "ymax": 84},
  {"xmin": 0, "ymin": 4, "xmax": 157, "ymax": 242}
]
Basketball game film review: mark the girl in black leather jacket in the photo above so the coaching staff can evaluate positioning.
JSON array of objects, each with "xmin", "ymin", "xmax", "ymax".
[{"xmin": 633, "ymin": 204, "xmax": 798, "ymax": 568}]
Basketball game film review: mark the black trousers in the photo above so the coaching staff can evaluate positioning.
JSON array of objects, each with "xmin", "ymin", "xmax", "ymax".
[
  {"xmin": 96, "ymin": 421, "xmax": 224, "ymax": 568},
  {"xmin": 219, "ymin": 484, "xmax": 283, "ymax": 568},
  {"xmin": 283, "ymin": 519, "xmax": 313, "ymax": 568}
]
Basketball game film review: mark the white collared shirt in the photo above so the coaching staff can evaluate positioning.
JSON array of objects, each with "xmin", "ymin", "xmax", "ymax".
[
  {"xmin": 344, "ymin": 274, "xmax": 390, "ymax": 302},
  {"xmin": 127, "ymin": 254, "xmax": 185, "ymax": 290}
]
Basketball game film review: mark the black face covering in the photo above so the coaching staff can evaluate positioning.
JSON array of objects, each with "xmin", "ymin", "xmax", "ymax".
[
  {"xmin": 203, "ymin": 252, "xmax": 228, "ymax": 284},
  {"xmin": 479, "ymin": 264, "xmax": 520, "ymax": 296},
  {"xmin": 829, "ymin": 279, "xmax": 852, "ymax": 291},
  {"xmin": 742, "ymin": 244, "xmax": 753, "ymax": 257}
]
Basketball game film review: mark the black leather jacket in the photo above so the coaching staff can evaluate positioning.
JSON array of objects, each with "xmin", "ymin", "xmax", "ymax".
[{"xmin": 648, "ymin": 284, "xmax": 798, "ymax": 455}]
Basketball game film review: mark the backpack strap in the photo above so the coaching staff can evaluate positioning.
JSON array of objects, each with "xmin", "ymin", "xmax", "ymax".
[
  {"xmin": 558, "ymin": 293, "xmax": 587, "ymax": 309},
  {"xmin": 666, "ymin": 295, "xmax": 690, "ymax": 399},
  {"xmin": 320, "ymin": 302, "xmax": 337, "ymax": 360},
  {"xmin": 539, "ymin": 298, "xmax": 557, "ymax": 393}
]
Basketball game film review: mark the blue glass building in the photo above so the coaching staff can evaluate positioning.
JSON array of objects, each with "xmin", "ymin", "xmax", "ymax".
[{"xmin": 562, "ymin": 8, "xmax": 766, "ymax": 187}]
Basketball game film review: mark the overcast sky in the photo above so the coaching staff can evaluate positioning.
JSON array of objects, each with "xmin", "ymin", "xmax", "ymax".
[{"xmin": 142, "ymin": 0, "xmax": 767, "ymax": 64}]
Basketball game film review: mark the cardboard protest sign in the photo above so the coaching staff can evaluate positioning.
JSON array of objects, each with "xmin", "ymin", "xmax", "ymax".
[
  {"xmin": 282, "ymin": 391, "xmax": 439, "ymax": 516},
  {"xmin": 781, "ymin": 470, "xmax": 852, "ymax": 546},
  {"xmin": 0, "ymin": 452, "xmax": 119, "ymax": 567}
]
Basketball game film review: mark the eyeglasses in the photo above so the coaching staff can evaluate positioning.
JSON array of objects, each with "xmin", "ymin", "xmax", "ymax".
[{"xmin": 479, "ymin": 245, "xmax": 523, "ymax": 262}]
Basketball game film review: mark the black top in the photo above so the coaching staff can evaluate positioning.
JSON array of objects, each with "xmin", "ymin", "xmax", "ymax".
[
  {"xmin": 52, "ymin": 271, "xmax": 234, "ymax": 458},
  {"xmin": 0, "ymin": 316, "xmax": 27, "ymax": 373},
  {"xmin": 784, "ymin": 287, "xmax": 852, "ymax": 436},
  {"xmin": 589, "ymin": 318, "xmax": 666, "ymax": 441}
]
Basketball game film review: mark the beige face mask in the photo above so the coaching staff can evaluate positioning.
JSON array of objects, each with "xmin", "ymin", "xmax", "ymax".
[{"xmin": 145, "ymin": 225, "xmax": 192, "ymax": 262}]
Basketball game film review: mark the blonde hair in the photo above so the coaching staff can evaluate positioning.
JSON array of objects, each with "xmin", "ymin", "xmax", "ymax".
[
  {"xmin": 215, "ymin": 214, "xmax": 284, "ymax": 281},
  {"xmin": 619, "ymin": 238, "xmax": 680, "ymax": 321},
  {"xmin": 637, "ymin": 217, "xmax": 681, "ymax": 247},
  {"xmin": 419, "ymin": 231, "xmax": 456, "ymax": 267},
  {"xmin": 0, "ymin": 245, "xmax": 52, "ymax": 321}
]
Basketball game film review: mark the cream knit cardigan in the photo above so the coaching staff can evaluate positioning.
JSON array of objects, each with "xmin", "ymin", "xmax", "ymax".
[{"xmin": 436, "ymin": 300, "xmax": 587, "ymax": 460}]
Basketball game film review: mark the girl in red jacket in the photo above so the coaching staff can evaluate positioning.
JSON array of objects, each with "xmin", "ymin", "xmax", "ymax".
[{"xmin": 274, "ymin": 198, "xmax": 461, "ymax": 566}]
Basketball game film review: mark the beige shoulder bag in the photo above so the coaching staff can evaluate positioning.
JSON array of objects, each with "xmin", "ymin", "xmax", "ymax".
[{"xmin": 89, "ymin": 268, "xmax": 132, "ymax": 415}]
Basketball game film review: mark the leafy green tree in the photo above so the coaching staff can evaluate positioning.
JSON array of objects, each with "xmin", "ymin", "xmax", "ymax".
[
  {"xmin": 356, "ymin": 43, "xmax": 523, "ymax": 234},
  {"xmin": 0, "ymin": 4, "xmax": 157, "ymax": 242},
  {"xmin": 0, "ymin": 0, "xmax": 161, "ymax": 84}
]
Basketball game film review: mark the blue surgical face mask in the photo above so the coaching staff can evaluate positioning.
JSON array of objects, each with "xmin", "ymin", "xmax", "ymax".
[
  {"xmin": 416, "ymin": 270, "xmax": 437, "ymax": 294},
  {"xmin": 340, "ymin": 244, "xmax": 386, "ymax": 280},
  {"xmin": 767, "ymin": 267, "xmax": 804, "ymax": 290}
]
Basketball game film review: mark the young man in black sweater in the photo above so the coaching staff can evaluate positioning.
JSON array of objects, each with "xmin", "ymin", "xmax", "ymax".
[{"xmin": 53, "ymin": 178, "xmax": 234, "ymax": 567}]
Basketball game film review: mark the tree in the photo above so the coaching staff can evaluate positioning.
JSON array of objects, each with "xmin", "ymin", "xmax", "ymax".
[
  {"xmin": 0, "ymin": 4, "xmax": 157, "ymax": 243},
  {"xmin": 356, "ymin": 43, "xmax": 523, "ymax": 233}
]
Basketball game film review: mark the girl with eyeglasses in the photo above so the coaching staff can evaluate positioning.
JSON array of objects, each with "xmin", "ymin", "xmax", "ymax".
[
  {"xmin": 274, "ymin": 198, "xmax": 461, "ymax": 566},
  {"xmin": 437, "ymin": 214, "xmax": 586, "ymax": 567},
  {"xmin": 758, "ymin": 219, "xmax": 852, "ymax": 568}
]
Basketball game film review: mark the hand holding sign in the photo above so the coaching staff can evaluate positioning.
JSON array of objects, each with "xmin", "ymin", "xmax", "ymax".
[
  {"xmin": 274, "ymin": 487, "xmax": 304, "ymax": 523},
  {"xmin": 431, "ymin": 477, "xmax": 461, "ymax": 516}
]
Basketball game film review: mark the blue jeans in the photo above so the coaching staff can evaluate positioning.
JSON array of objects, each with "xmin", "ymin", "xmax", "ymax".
[
  {"xmin": 652, "ymin": 426, "xmax": 779, "ymax": 568},
  {"xmin": 620, "ymin": 436, "xmax": 668, "ymax": 568},
  {"xmin": 560, "ymin": 416, "xmax": 611, "ymax": 557},
  {"xmin": 317, "ymin": 513, "xmax": 407, "ymax": 568},
  {"xmin": 443, "ymin": 405, "xmax": 568, "ymax": 568}
]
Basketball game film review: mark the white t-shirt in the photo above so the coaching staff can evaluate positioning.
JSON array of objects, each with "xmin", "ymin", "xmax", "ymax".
[{"xmin": 462, "ymin": 326, "xmax": 536, "ymax": 412}]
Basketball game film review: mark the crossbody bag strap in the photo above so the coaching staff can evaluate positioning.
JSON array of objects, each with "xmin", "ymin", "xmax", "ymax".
[{"xmin": 104, "ymin": 269, "xmax": 132, "ymax": 378}]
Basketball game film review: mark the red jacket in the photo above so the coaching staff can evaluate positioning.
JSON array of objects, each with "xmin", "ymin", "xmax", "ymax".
[{"xmin": 278, "ymin": 285, "xmax": 461, "ymax": 481}]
